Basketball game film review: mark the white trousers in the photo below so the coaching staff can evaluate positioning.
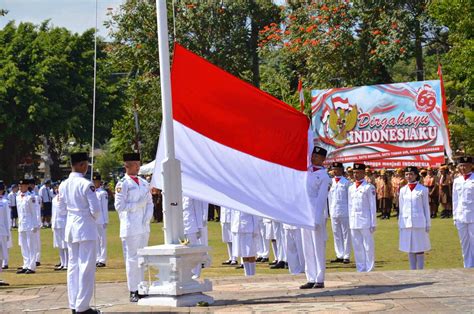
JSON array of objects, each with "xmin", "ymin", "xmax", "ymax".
[
  {"xmin": 455, "ymin": 222, "xmax": 474, "ymax": 268},
  {"xmin": 199, "ymin": 226, "xmax": 211, "ymax": 267},
  {"xmin": 121, "ymin": 234, "xmax": 145, "ymax": 292},
  {"xmin": 257, "ymin": 221, "xmax": 269, "ymax": 258},
  {"xmin": 67, "ymin": 240, "xmax": 96, "ymax": 312},
  {"xmin": 351, "ymin": 228, "xmax": 375, "ymax": 272},
  {"xmin": 186, "ymin": 232, "xmax": 202, "ymax": 277},
  {"xmin": 331, "ymin": 217, "xmax": 351, "ymax": 259},
  {"xmin": 301, "ymin": 224, "xmax": 326, "ymax": 283},
  {"xmin": 284, "ymin": 229, "xmax": 304, "ymax": 274},
  {"xmin": 96, "ymin": 224, "xmax": 107, "ymax": 263},
  {"xmin": 19, "ymin": 231, "xmax": 37, "ymax": 270},
  {"xmin": 274, "ymin": 222, "xmax": 287, "ymax": 262}
]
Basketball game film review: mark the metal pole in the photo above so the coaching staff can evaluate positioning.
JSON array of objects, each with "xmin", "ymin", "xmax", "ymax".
[
  {"xmin": 155, "ymin": 0, "xmax": 184, "ymax": 244},
  {"xmin": 90, "ymin": 0, "xmax": 98, "ymax": 180}
]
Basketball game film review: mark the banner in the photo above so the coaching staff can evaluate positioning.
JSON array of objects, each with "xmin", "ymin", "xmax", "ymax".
[{"xmin": 311, "ymin": 80, "xmax": 450, "ymax": 168}]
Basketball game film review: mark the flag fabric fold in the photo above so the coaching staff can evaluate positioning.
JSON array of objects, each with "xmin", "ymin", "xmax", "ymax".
[
  {"xmin": 152, "ymin": 43, "xmax": 314, "ymax": 227},
  {"xmin": 437, "ymin": 64, "xmax": 453, "ymax": 162}
]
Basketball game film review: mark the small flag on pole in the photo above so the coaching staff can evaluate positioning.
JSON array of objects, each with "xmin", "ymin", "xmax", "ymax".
[{"xmin": 298, "ymin": 78, "xmax": 305, "ymax": 113}]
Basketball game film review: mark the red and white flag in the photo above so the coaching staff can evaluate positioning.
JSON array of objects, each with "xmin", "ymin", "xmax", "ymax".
[
  {"xmin": 437, "ymin": 63, "xmax": 453, "ymax": 161},
  {"xmin": 153, "ymin": 44, "xmax": 314, "ymax": 227},
  {"xmin": 298, "ymin": 78, "xmax": 305, "ymax": 112}
]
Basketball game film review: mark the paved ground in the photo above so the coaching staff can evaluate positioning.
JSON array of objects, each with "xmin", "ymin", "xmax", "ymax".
[{"xmin": 0, "ymin": 268, "xmax": 473, "ymax": 313}]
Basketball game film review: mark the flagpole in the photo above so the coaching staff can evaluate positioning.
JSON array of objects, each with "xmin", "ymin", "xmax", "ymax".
[
  {"xmin": 155, "ymin": 0, "xmax": 184, "ymax": 244},
  {"xmin": 90, "ymin": 0, "xmax": 98, "ymax": 179}
]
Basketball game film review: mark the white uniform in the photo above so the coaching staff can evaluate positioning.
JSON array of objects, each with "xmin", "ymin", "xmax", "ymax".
[
  {"xmin": 220, "ymin": 207, "xmax": 236, "ymax": 262},
  {"xmin": 183, "ymin": 196, "xmax": 208, "ymax": 277},
  {"xmin": 51, "ymin": 194, "xmax": 68, "ymax": 267},
  {"xmin": 31, "ymin": 191, "xmax": 42, "ymax": 263},
  {"xmin": 200, "ymin": 201, "xmax": 211, "ymax": 267},
  {"xmin": 348, "ymin": 180, "xmax": 377, "ymax": 272},
  {"xmin": 273, "ymin": 221, "xmax": 286, "ymax": 263},
  {"xmin": 398, "ymin": 183, "xmax": 431, "ymax": 253},
  {"xmin": 328, "ymin": 176, "xmax": 351, "ymax": 260},
  {"xmin": 301, "ymin": 166, "xmax": 330, "ymax": 283},
  {"xmin": 256, "ymin": 215, "xmax": 269, "ymax": 259},
  {"xmin": 17, "ymin": 191, "xmax": 39, "ymax": 271},
  {"xmin": 231, "ymin": 210, "xmax": 259, "ymax": 258},
  {"xmin": 282, "ymin": 223, "xmax": 304, "ymax": 274},
  {"xmin": 453, "ymin": 172, "xmax": 474, "ymax": 268},
  {"xmin": 58, "ymin": 172, "xmax": 100, "ymax": 312},
  {"xmin": 7, "ymin": 191, "xmax": 17, "ymax": 228},
  {"xmin": 0, "ymin": 195, "xmax": 10, "ymax": 266},
  {"xmin": 95, "ymin": 187, "xmax": 109, "ymax": 264},
  {"xmin": 263, "ymin": 218, "xmax": 278, "ymax": 260},
  {"xmin": 115, "ymin": 174, "xmax": 153, "ymax": 292}
]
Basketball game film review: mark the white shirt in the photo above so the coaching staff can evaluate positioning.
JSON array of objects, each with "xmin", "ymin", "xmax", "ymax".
[
  {"xmin": 51, "ymin": 194, "xmax": 66, "ymax": 229},
  {"xmin": 348, "ymin": 180, "xmax": 377, "ymax": 229},
  {"xmin": 453, "ymin": 173, "xmax": 474, "ymax": 223},
  {"xmin": 220, "ymin": 206, "xmax": 232, "ymax": 224},
  {"xmin": 16, "ymin": 191, "xmax": 39, "ymax": 232},
  {"xmin": 0, "ymin": 195, "xmax": 10, "ymax": 237},
  {"xmin": 307, "ymin": 166, "xmax": 331, "ymax": 227},
  {"xmin": 39, "ymin": 185, "xmax": 53, "ymax": 203},
  {"xmin": 399, "ymin": 183, "xmax": 431, "ymax": 229},
  {"xmin": 58, "ymin": 172, "xmax": 101, "ymax": 243},
  {"xmin": 114, "ymin": 174, "xmax": 153, "ymax": 238},
  {"xmin": 183, "ymin": 196, "xmax": 206, "ymax": 234},
  {"xmin": 328, "ymin": 176, "xmax": 350, "ymax": 218},
  {"xmin": 231, "ymin": 209, "xmax": 259, "ymax": 234},
  {"xmin": 7, "ymin": 191, "xmax": 16, "ymax": 207},
  {"xmin": 95, "ymin": 187, "xmax": 109, "ymax": 225}
]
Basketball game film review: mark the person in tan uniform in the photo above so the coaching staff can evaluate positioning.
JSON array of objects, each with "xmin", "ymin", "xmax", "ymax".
[
  {"xmin": 424, "ymin": 168, "xmax": 439, "ymax": 218},
  {"xmin": 439, "ymin": 165, "xmax": 453, "ymax": 218},
  {"xmin": 377, "ymin": 169, "xmax": 393, "ymax": 219}
]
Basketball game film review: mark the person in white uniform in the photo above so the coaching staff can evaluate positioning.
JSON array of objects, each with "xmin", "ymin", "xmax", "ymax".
[
  {"xmin": 7, "ymin": 184, "xmax": 18, "ymax": 229},
  {"xmin": 115, "ymin": 153, "xmax": 154, "ymax": 302},
  {"xmin": 328, "ymin": 162, "xmax": 351, "ymax": 264},
  {"xmin": 263, "ymin": 218, "xmax": 278, "ymax": 265},
  {"xmin": 29, "ymin": 179, "xmax": 42, "ymax": 266},
  {"xmin": 199, "ymin": 201, "xmax": 211, "ymax": 268},
  {"xmin": 300, "ymin": 146, "xmax": 330, "ymax": 289},
  {"xmin": 398, "ymin": 166, "xmax": 431, "ymax": 270},
  {"xmin": 220, "ymin": 206, "xmax": 237, "ymax": 265},
  {"xmin": 270, "ymin": 220, "xmax": 287, "ymax": 269},
  {"xmin": 183, "ymin": 196, "xmax": 208, "ymax": 278},
  {"xmin": 16, "ymin": 179, "xmax": 39, "ymax": 274},
  {"xmin": 348, "ymin": 163, "xmax": 377, "ymax": 272},
  {"xmin": 283, "ymin": 222, "xmax": 304, "ymax": 274},
  {"xmin": 452, "ymin": 156, "xmax": 474, "ymax": 268},
  {"xmin": 93, "ymin": 173, "xmax": 108, "ymax": 268},
  {"xmin": 51, "ymin": 183, "xmax": 68, "ymax": 271},
  {"xmin": 256, "ymin": 215, "xmax": 270, "ymax": 263},
  {"xmin": 39, "ymin": 180, "xmax": 53, "ymax": 228},
  {"xmin": 57, "ymin": 152, "xmax": 101, "ymax": 313},
  {"xmin": 231, "ymin": 209, "xmax": 259, "ymax": 276},
  {"xmin": 0, "ymin": 182, "xmax": 10, "ymax": 285}
]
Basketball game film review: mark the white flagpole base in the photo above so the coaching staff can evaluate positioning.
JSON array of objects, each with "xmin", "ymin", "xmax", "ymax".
[{"xmin": 137, "ymin": 244, "xmax": 214, "ymax": 307}]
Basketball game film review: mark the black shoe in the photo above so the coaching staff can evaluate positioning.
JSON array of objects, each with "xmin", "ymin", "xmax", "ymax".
[
  {"xmin": 330, "ymin": 258, "xmax": 344, "ymax": 263},
  {"xmin": 16, "ymin": 268, "xmax": 27, "ymax": 274},
  {"xmin": 2, "ymin": 265, "xmax": 8, "ymax": 269},
  {"xmin": 299, "ymin": 282, "xmax": 315, "ymax": 289},
  {"xmin": 55, "ymin": 263, "xmax": 61, "ymax": 267},
  {"xmin": 229, "ymin": 260, "xmax": 238, "ymax": 266},
  {"xmin": 96, "ymin": 262, "xmax": 106, "ymax": 268},
  {"xmin": 255, "ymin": 257, "xmax": 263, "ymax": 262},
  {"xmin": 260, "ymin": 257, "xmax": 269, "ymax": 263},
  {"xmin": 17, "ymin": 266, "xmax": 24, "ymax": 270},
  {"xmin": 0, "ymin": 281, "xmax": 9, "ymax": 286},
  {"xmin": 221, "ymin": 260, "xmax": 232, "ymax": 265},
  {"xmin": 25, "ymin": 269, "xmax": 36, "ymax": 274},
  {"xmin": 77, "ymin": 309, "xmax": 100, "ymax": 314},
  {"xmin": 36, "ymin": 262, "xmax": 41, "ymax": 267},
  {"xmin": 72, "ymin": 310, "xmax": 76, "ymax": 314},
  {"xmin": 270, "ymin": 261, "xmax": 286, "ymax": 269},
  {"xmin": 130, "ymin": 291, "xmax": 140, "ymax": 302},
  {"xmin": 269, "ymin": 260, "xmax": 278, "ymax": 266},
  {"xmin": 235, "ymin": 264, "xmax": 244, "ymax": 269},
  {"xmin": 54, "ymin": 266, "xmax": 63, "ymax": 271},
  {"xmin": 313, "ymin": 282, "xmax": 325, "ymax": 288},
  {"xmin": 343, "ymin": 259, "xmax": 350, "ymax": 264},
  {"xmin": 62, "ymin": 267, "xmax": 68, "ymax": 271}
]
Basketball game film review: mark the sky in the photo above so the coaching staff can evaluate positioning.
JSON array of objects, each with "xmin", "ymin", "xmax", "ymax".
[
  {"xmin": 0, "ymin": 0, "xmax": 124, "ymax": 38},
  {"xmin": 0, "ymin": 0, "xmax": 286, "ymax": 38}
]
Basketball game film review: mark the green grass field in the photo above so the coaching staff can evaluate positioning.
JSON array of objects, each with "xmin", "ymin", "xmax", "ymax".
[{"xmin": 0, "ymin": 211, "xmax": 463, "ymax": 288}]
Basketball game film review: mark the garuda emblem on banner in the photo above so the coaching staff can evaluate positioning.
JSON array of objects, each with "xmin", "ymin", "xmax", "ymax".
[{"xmin": 328, "ymin": 97, "xmax": 358, "ymax": 146}]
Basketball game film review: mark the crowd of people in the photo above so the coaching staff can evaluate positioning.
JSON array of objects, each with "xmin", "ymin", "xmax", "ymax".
[{"xmin": 0, "ymin": 150, "xmax": 472, "ymax": 313}]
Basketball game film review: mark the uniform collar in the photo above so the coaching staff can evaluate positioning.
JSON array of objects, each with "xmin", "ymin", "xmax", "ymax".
[{"xmin": 69, "ymin": 172, "xmax": 84, "ymax": 178}]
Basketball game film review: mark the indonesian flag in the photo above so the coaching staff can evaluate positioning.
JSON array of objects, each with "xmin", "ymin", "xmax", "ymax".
[
  {"xmin": 153, "ymin": 44, "xmax": 314, "ymax": 227},
  {"xmin": 298, "ymin": 78, "xmax": 305, "ymax": 112},
  {"xmin": 437, "ymin": 64, "xmax": 453, "ymax": 161}
]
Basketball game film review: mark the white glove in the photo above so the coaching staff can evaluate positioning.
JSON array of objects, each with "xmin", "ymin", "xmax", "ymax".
[
  {"xmin": 425, "ymin": 226, "xmax": 431, "ymax": 233},
  {"xmin": 369, "ymin": 226, "xmax": 376, "ymax": 233}
]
